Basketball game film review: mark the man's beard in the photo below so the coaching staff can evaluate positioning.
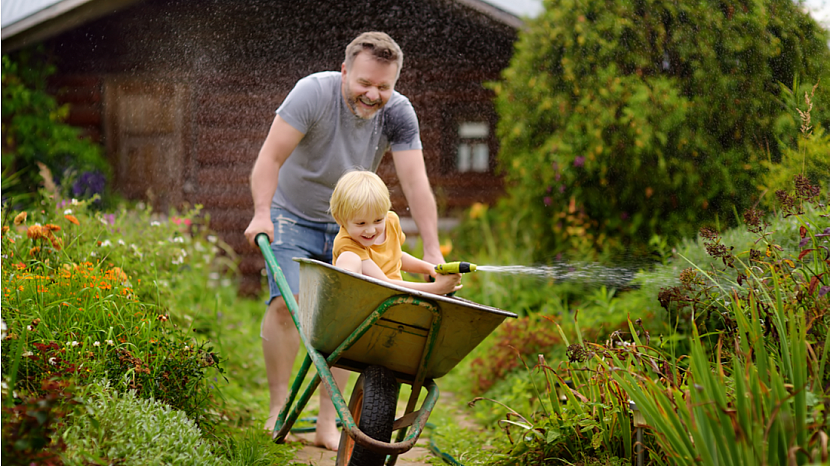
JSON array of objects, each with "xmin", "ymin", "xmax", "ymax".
[{"xmin": 347, "ymin": 93, "xmax": 383, "ymax": 119}]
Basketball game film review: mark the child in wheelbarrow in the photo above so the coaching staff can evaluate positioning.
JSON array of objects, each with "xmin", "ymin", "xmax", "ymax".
[{"xmin": 330, "ymin": 170, "xmax": 463, "ymax": 295}]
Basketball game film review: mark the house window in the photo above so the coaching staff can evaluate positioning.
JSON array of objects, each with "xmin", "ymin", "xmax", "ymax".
[
  {"xmin": 456, "ymin": 122, "xmax": 490, "ymax": 172},
  {"xmin": 441, "ymin": 103, "xmax": 497, "ymax": 175}
]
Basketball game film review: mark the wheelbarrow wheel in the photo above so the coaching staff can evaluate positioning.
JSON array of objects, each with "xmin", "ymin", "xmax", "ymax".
[{"xmin": 336, "ymin": 365, "xmax": 397, "ymax": 466}]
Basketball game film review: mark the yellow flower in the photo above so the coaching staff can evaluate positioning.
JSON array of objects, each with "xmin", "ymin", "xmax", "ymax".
[
  {"xmin": 65, "ymin": 215, "xmax": 80, "ymax": 225},
  {"xmin": 469, "ymin": 202, "xmax": 487, "ymax": 220},
  {"xmin": 13, "ymin": 212, "xmax": 27, "ymax": 225}
]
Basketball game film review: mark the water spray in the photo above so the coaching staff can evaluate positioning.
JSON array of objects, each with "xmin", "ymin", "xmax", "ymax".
[{"xmin": 434, "ymin": 261, "xmax": 477, "ymax": 274}]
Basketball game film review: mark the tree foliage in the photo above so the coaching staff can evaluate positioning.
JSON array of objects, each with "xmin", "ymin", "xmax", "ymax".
[
  {"xmin": 490, "ymin": 0, "xmax": 830, "ymax": 259},
  {"xmin": 2, "ymin": 49, "xmax": 109, "ymax": 206}
]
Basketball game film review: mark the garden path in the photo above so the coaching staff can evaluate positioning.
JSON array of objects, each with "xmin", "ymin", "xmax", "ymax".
[{"xmin": 286, "ymin": 391, "xmax": 479, "ymax": 466}]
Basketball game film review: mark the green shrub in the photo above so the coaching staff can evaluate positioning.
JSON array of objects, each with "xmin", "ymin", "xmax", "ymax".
[
  {"xmin": 1, "ymin": 379, "xmax": 75, "ymax": 466},
  {"xmin": 2, "ymin": 51, "xmax": 110, "ymax": 207},
  {"xmin": 62, "ymin": 381, "xmax": 226, "ymax": 466},
  {"xmin": 761, "ymin": 82, "xmax": 830, "ymax": 208},
  {"xmin": 490, "ymin": 0, "xmax": 830, "ymax": 259}
]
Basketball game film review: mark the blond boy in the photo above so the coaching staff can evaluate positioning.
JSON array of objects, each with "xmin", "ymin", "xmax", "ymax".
[{"xmin": 330, "ymin": 171, "xmax": 462, "ymax": 295}]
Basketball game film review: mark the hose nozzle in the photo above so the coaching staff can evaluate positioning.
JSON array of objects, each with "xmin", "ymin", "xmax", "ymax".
[{"xmin": 435, "ymin": 261, "xmax": 477, "ymax": 274}]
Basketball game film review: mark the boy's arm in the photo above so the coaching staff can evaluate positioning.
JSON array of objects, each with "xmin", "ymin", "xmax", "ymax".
[
  {"xmin": 336, "ymin": 252, "xmax": 461, "ymax": 295},
  {"xmin": 334, "ymin": 251, "xmax": 365, "ymax": 275},
  {"xmin": 400, "ymin": 252, "xmax": 437, "ymax": 278},
  {"xmin": 362, "ymin": 257, "xmax": 461, "ymax": 295}
]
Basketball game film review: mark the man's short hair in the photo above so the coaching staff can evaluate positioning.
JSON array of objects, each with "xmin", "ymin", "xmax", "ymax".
[
  {"xmin": 344, "ymin": 32, "xmax": 403, "ymax": 80},
  {"xmin": 330, "ymin": 170, "xmax": 392, "ymax": 225}
]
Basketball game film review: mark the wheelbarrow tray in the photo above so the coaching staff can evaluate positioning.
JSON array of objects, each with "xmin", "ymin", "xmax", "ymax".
[{"xmin": 297, "ymin": 258, "xmax": 516, "ymax": 380}]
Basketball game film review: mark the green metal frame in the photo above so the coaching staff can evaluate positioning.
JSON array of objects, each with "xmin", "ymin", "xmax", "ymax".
[{"xmin": 257, "ymin": 234, "xmax": 442, "ymax": 462}]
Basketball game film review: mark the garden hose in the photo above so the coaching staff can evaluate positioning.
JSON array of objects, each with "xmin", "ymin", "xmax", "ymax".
[
  {"xmin": 289, "ymin": 417, "xmax": 342, "ymax": 434},
  {"xmin": 425, "ymin": 422, "xmax": 465, "ymax": 466}
]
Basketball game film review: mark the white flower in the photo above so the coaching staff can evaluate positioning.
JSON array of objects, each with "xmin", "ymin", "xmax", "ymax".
[
  {"xmin": 90, "ymin": 251, "xmax": 98, "ymax": 257},
  {"xmin": 64, "ymin": 209, "xmax": 73, "ymax": 215},
  {"xmin": 93, "ymin": 341, "xmax": 101, "ymax": 347},
  {"xmin": 207, "ymin": 235, "xmax": 217, "ymax": 243},
  {"xmin": 184, "ymin": 346, "xmax": 190, "ymax": 351},
  {"xmin": 100, "ymin": 239, "xmax": 112, "ymax": 247},
  {"xmin": 106, "ymin": 340, "xmax": 114, "ymax": 346},
  {"xmin": 71, "ymin": 198, "xmax": 80, "ymax": 205},
  {"xmin": 118, "ymin": 239, "xmax": 126, "ymax": 246},
  {"xmin": 151, "ymin": 221, "xmax": 161, "ymax": 227},
  {"xmin": 173, "ymin": 236, "xmax": 184, "ymax": 243},
  {"xmin": 70, "ymin": 341, "xmax": 79, "ymax": 347},
  {"xmin": 22, "ymin": 351, "xmax": 33, "ymax": 357},
  {"xmin": 26, "ymin": 325, "xmax": 33, "ymax": 331},
  {"xmin": 48, "ymin": 357, "xmax": 58, "ymax": 366}
]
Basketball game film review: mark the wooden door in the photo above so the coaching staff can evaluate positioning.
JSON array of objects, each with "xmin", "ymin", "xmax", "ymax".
[{"xmin": 104, "ymin": 79, "xmax": 189, "ymax": 212}]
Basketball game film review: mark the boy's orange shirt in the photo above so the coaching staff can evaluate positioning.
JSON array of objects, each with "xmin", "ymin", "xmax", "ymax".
[{"xmin": 333, "ymin": 211, "xmax": 405, "ymax": 280}]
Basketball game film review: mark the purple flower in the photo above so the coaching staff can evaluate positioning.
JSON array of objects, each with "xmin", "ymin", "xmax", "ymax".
[
  {"xmin": 574, "ymin": 156, "xmax": 585, "ymax": 167},
  {"xmin": 559, "ymin": 185, "xmax": 566, "ymax": 193},
  {"xmin": 816, "ymin": 227, "xmax": 830, "ymax": 238},
  {"xmin": 544, "ymin": 196, "xmax": 552, "ymax": 206},
  {"xmin": 72, "ymin": 171, "xmax": 106, "ymax": 199},
  {"xmin": 820, "ymin": 286, "xmax": 830, "ymax": 298}
]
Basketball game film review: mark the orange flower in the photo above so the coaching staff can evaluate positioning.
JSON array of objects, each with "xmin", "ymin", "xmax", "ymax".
[
  {"xmin": 43, "ymin": 224, "xmax": 61, "ymax": 232},
  {"xmin": 1, "ymin": 226, "xmax": 8, "ymax": 235},
  {"xmin": 13, "ymin": 212, "xmax": 27, "ymax": 225},
  {"xmin": 439, "ymin": 239, "xmax": 453, "ymax": 257},
  {"xmin": 50, "ymin": 237, "xmax": 63, "ymax": 251},
  {"xmin": 27, "ymin": 225, "xmax": 44, "ymax": 240},
  {"xmin": 65, "ymin": 215, "xmax": 80, "ymax": 225},
  {"xmin": 29, "ymin": 246, "xmax": 41, "ymax": 256}
]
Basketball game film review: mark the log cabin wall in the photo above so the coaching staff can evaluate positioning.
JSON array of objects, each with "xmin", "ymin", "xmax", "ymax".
[{"xmin": 42, "ymin": 0, "xmax": 516, "ymax": 294}]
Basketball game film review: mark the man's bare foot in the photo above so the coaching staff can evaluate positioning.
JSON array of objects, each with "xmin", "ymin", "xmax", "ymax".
[
  {"xmin": 314, "ymin": 421, "xmax": 341, "ymax": 451},
  {"xmin": 263, "ymin": 413, "xmax": 279, "ymax": 434}
]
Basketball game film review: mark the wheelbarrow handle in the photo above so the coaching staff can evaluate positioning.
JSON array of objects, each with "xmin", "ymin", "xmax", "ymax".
[{"xmin": 255, "ymin": 232, "xmax": 299, "ymax": 315}]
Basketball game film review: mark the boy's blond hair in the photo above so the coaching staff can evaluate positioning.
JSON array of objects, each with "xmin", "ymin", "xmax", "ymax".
[{"xmin": 330, "ymin": 170, "xmax": 391, "ymax": 225}]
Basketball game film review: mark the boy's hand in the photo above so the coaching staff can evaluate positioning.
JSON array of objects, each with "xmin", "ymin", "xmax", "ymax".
[{"xmin": 432, "ymin": 272, "xmax": 462, "ymax": 295}]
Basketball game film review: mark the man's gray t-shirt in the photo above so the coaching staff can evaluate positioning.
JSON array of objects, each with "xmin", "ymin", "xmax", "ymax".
[{"xmin": 271, "ymin": 71, "xmax": 423, "ymax": 223}]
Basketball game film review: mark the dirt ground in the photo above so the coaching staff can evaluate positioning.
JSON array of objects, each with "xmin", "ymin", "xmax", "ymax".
[
  {"xmin": 288, "ymin": 434, "xmax": 435, "ymax": 466},
  {"xmin": 284, "ymin": 391, "xmax": 478, "ymax": 466}
]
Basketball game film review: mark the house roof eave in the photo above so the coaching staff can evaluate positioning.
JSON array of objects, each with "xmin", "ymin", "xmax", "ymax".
[
  {"xmin": 450, "ymin": 0, "xmax": 526, "ymax": 29},
  {"xmin": 1, "ymin": 0, "xmax": 142, "ymax": 52}
]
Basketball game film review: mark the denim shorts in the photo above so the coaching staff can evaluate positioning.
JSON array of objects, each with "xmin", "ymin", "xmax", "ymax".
[{"xmin": 265, "ymin": 207, "xmax": 340, "ymax": 303}]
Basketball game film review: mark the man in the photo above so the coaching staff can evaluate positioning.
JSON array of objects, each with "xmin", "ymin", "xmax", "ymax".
[{"xmin": 243, "ymin": 31, "xmax": 444, "ymax": 450}]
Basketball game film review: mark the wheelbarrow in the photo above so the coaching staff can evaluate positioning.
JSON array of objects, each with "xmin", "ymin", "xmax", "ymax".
[{"xmin": 256, "ymin": 234, "xmax": 516, "ymax": 466}]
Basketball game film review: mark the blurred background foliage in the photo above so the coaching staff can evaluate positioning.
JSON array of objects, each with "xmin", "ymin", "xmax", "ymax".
[
  {"xmin": 488, "ymin": 0, "xmax": 830, "ymax": 261},
  {"xmin": 2, "ymin": 49, "xmax": 111, "ymax": 209}
]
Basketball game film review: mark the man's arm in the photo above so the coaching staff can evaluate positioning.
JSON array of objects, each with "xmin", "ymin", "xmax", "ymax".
[
  {"xmin": 244, "ymin": 115, "xmax": 305, "ymax": 246},
  {"xmin": 392, "ymin": 149, "xmax": 444, "ymax": 266}
]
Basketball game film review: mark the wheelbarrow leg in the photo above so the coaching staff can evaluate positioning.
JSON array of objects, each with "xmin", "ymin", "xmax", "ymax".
[{"xmin": 272, "ymin": 354, "xmax": 314, "ymax": 441}]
